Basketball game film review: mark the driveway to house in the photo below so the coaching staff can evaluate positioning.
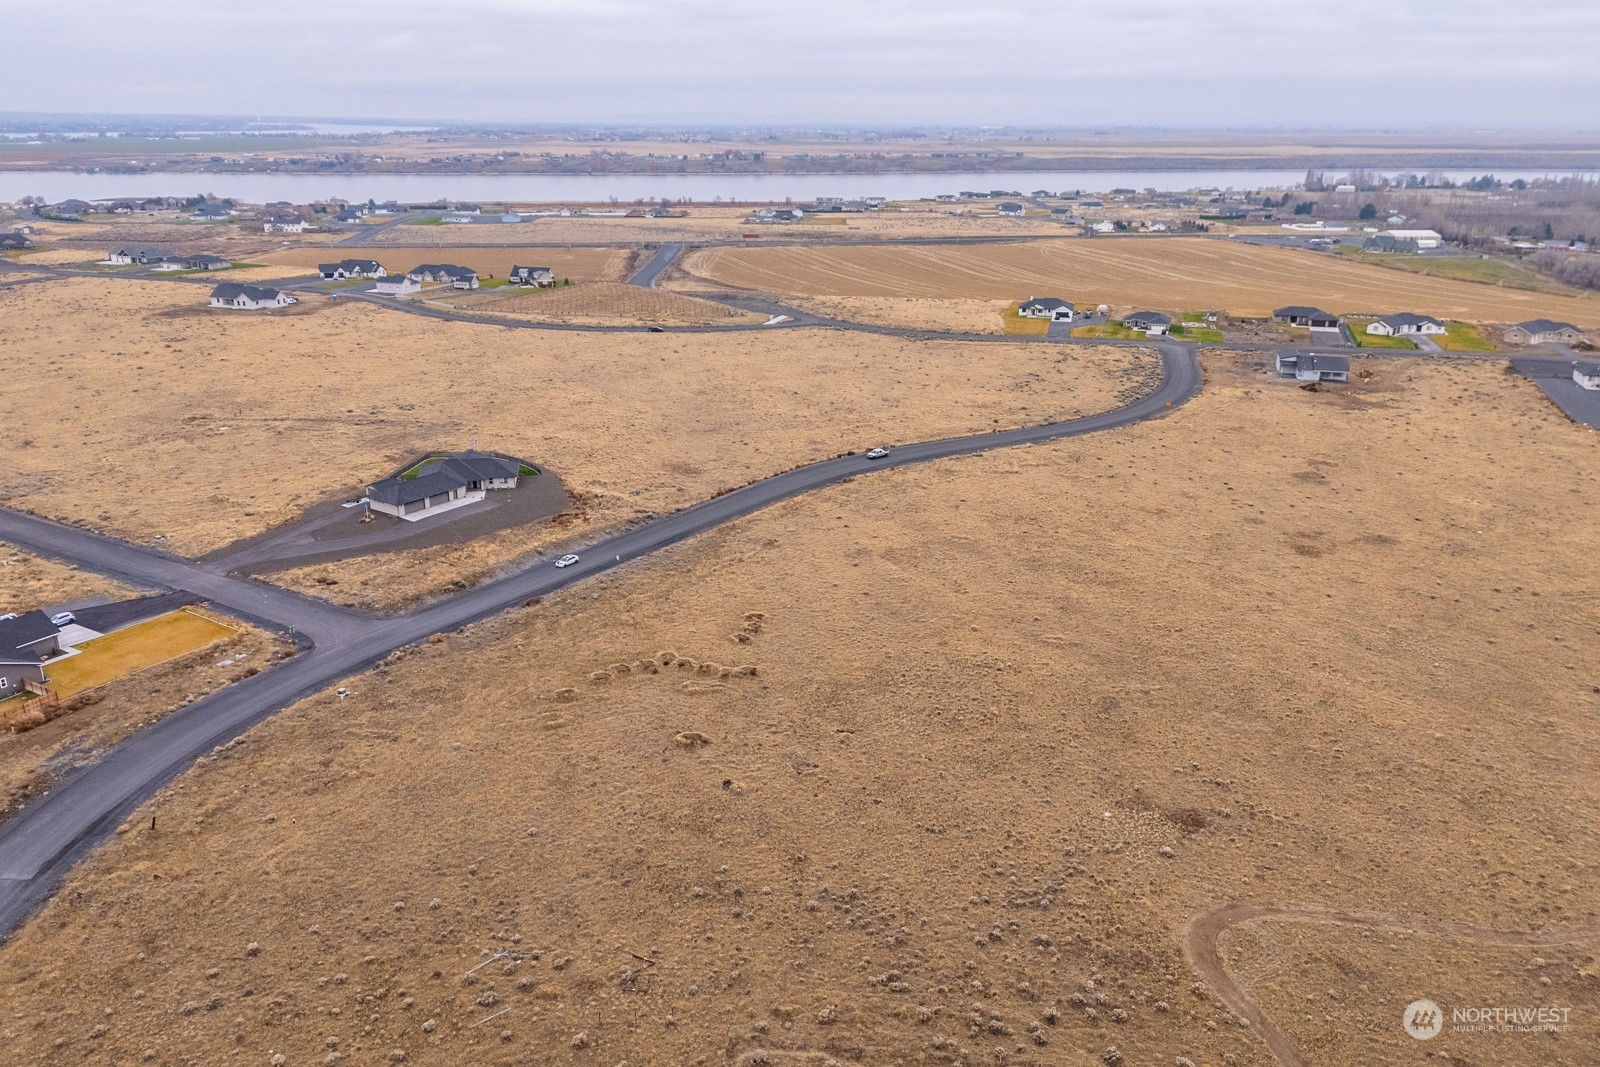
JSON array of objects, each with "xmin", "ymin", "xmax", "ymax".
[{"xmin": 0, "ymin": 342, "xmax": 1201, "ymax": 938}]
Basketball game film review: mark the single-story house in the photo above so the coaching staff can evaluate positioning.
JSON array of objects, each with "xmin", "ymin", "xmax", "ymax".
[
  {"xmin": 996, "ymin": 202, "xmax": 1025, "ymax": 216},
  {"xmin": 1091, "ymin": 220, "xmax": 1115, "ymax": 233},
  {"xmin": 209, "ymin": 283, "xmax": 297, "ymax": 310},
  {"xmin": 1506, "ymin": 319, "xmax": 1585, "ymax": 345},
  {"xmin": 191, "ymin": 203, "xmax": 234, "ymax": 220},
  {"xmin": 372, "ymin": 275, "xmax": 421, "ymax": 296},
  {"xmin": 0, "ymin": 611, "xmax": 62, "ymax": 693},
  {"xmin": 53, "ymin": 199, "xmax": 93, "ymax": 217},
  {"xmin": 508, "ymin": 265, "xmax": 555, "ymax": 287},
  {"xmin": 1362, "ymin": 234, "xmax": 1421, "ymax": 254},
  {"xmin": 333, "ymin": 209, "xmax": 366, "ymax": 223},
  {"xmin": 1273, "ymin": 306, "xmax": 1341, "ymax": 329},
  {"xmin": 184, "ymin": 254, "xmax": 232, "ymax": 271},
  {"xmin": 364, "ymin": 450, "xmax": 532, "ymax": 520},
  {"xmin": 1018, "ymin": 296, "xmax": 1075, "ymax": 322},
  {"xmin": 453, "ymin": 204, "xmax": 482, "ymax": 215},
  {"xmin": 1367, "ymin": 312, "xmax": 1445, "ymax": 337},
  {"xmin": 263, "ymin": 218, "xmax": 307, "ymax": 233},
  {"xmin": 1124, "ymin": 311, "xmax": 1172, "ymax": 334},
  {"xmin": 319, "ymin": 259, "xmax": 387, "ymax": 280},
  {"xmin": 107, "ymin": 247, "xmax": 171, "ymax": 265},
  {"xmin": 0, "ymin": 232, "xmax": 34, "ymax": 251},
  {"xmin": 1276, "ymin": 352, "xmax": 1350, "ymax": 383},
  {"xmin": 1573, "ymin": 361, "xmax": 1600, "ymax": 390},
  {"xmin": 407, "ymin": 264, "xmax": 480, "ymax": 289},
  {"xmin": 1379, "ymin": 228, "xmax": 1441, "ymax": 249}
]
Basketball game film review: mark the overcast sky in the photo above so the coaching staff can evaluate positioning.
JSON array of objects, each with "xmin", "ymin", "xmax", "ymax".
[{"xmin": 10, "ymin": 0, "xmax": 1600, "ymax": 127}]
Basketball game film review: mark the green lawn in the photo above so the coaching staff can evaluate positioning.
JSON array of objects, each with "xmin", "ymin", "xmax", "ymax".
[
  {"xmin": 1072, "ymin": 322, "xmax": 1141, "ymax": 340},
  {"xmin": 1346, "ymin": 322, "xmax": 1419, "ymax": 350},
  {"xmin": 1438, "ymin": 321, "xmax": 1496, "ymax": 351},
  {"xmin": 1168, "ymin": 324, "xmax": 1224, "ymax": 343},
  {"xmin": 1336, "ymin": 247, "xmax": 1574, "ymax": 294},
  {"xmin": 406, "ymin": 216, "xmax": 445, "ymax": 226},
  {"xmin": 1001, "ymin": 307, "xmax": 1051, "ymax": 336}
]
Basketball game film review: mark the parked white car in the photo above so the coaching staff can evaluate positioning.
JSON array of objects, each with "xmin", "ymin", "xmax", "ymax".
[{"xmin": 51, "ymin": 611, "xmax": 76, "ymax": 626}]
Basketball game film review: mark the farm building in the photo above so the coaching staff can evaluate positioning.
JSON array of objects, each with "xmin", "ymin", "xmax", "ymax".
[
  {"xmin": 319, "ymin": 259, "xmax": 387, "ymax": 280},
  {"xmin": 209, "ymin": 283, "xmax": 297, "ymax": 310},
  {"xmin": 1276, "ymin": 352, "xmax": 1350, "ymax": 383},
  {"xmin": 0, "ymin": 611, "xmax": 62, "ymax": 693},
  {"xmin": 372, "ymin": 275, "xmax": 421, "ymax": 296},
  {"xmin": 1367, "ymin": 312, "xmax": 1445, "ymax": 337},
  {"xmin": 364, "ymin": 451, "xmax": 535, "ymax": 521},
  {"xmin": 1018, "ymin": 297, "xmax": 1074, "ymax": 321},
  {"xmin": 1574, "ymin": 361, "xmax": 1600, "ymax": 390},
  {"xmin": 1273, "ymin": 305, "xmax": 1341, "ymax": 329},
  {"xmin": 1506, "ymin": 319, "xmax": 1585, "ymax": 345},
  {"xmin": 407, "ymin": 264, "xmax": 480, "ymax": 289},
  {"xmin": 1124, "ymin": 311, "xmax": 1172, "ymax": 334},
  {"xmin": 508, "ymin": 265, "xmax": 556, "ymax": 287}
]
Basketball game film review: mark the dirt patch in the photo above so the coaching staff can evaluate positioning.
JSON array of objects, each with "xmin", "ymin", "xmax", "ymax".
[
  {"xmin": 466, "ymin": 281, "xmax": 766, "ymax": 326},
  {"xmin": 0, "ymin": 354, "xmax": 1594, "ymax": 1065}
]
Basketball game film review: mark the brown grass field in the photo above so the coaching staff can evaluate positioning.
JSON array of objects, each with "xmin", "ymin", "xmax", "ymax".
[
  {"xmin": 456, "ymin": 281, "xmax": 768, "ymax": 326},
  {"xmin": 255, "ymin": 245, "xmax": 632, "ymax": 283},
  {"xmin": 0, "ymin": 354, "xmax": 1593, "ymax": 1065},
  {"xmin": 0, "ymin": 277, "xmax": 1155, "ymax": 588},
  {"xmin": 773, "ymin": 295, "xmax": 1019, "ymax": 334},
  {"xmin": 0, "ymin": 541, "xmax": 135, "ymax": 613},
  {"xmin": 43, "ymin": 609, "xmax": 237, "ymax": 699},
  {"xmin": 684, "ymin": 237, "xmax": 1600, "ymax": 326}
]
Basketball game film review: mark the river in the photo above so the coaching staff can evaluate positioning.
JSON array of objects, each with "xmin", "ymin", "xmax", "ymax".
[{"xmin": 4, "ymin": 168, "xmax": 1595, "ymax": 205}]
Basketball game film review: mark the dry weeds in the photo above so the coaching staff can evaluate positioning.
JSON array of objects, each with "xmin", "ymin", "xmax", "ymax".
[
  {"xmin": 256, "ymin": 245, "xmax": 631, "ymax": 283},
  {"xmin": 462, "ymin": 282, "xmax": 767, "ymax": 326},
  {"xmin": 0, "ymin": 541, "xmax": 136, "ymax": 613},
  {"xmin": 684, "ymin": 237, "xmax": 1600, "ymax": 326},
  {"xmin": 0, "ymin": 356, "xmax": 1593, "ymax": 1065}
]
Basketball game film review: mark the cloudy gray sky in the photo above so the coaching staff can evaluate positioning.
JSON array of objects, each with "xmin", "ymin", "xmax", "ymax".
[{"xmin": 11, "ymin": 0, "xmax": 1600, "ymax": 126}]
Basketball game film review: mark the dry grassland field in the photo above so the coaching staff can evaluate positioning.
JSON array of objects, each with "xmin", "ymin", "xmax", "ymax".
[
  {"xmin": 0, "ymin": 355, "xmax": 1594, "ymax": 1066},
  {"xmin": 774, "ymin": 296, "xmax": 1024, "ymax": 334},
  {"xmin": 459, "ymin": 281, "xmax": 768, "ymax": 326},
  {"xmin": 0, "ymin": 277, "xmax": 1154, "ymax": 605},
  {"xmin": 684, "ymin": 238, "xmax": 1600, "ymax": 326},
  {"xmin": 256, "ymin": 245, "xmax": 632, "ymax": 283},
  {"xmin": 0, "ymin": 540, "xmax": 136, "ymax": 613}
]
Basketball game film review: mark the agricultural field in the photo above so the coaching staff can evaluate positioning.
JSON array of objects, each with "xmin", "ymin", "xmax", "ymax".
[
  {"xmin": 1336, "ymin": 246, "xmax": 1580, "ymax": 293},
  {"xmin": 0, "ymin": 541, "xmax": 136, "ymax": 614},
  {"xmin": 0, "ymin": 277, "xmax": 1156, "ymax": 598},
  {"xmin": 1, "ymin": 354, "xmax": 1594, "ymax": 1065},
  {"xmin": 684, "ymin": 237, "xmax": 1600, "ymax": 327},
  {"xmin": 255, "ymin": 245, "xmax": 632, "ymax": 283},
  {"xmin": 459, "ymin": 281, "xmax": 767, "ymax": 326}
]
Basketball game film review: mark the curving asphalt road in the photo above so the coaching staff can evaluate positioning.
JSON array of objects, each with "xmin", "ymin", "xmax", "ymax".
[{"xmin": 0, "ymin": 343, "xmax": 1200, "ymax": 938}]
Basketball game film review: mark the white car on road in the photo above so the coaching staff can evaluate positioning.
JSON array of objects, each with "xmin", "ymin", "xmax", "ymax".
[
  {"xmin": 553, "ymin": 554, "xmax": 580, "ymax": 569},
  {"xmin": 865, "ymin": 448, "xmax": 891, "ymax": 459}
]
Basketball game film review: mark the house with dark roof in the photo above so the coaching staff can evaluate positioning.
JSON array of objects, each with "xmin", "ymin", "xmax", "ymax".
[
  {"xmin": 1123, "ymin": 311, "xmax": 1172, "ymax": 334},
  {"xmin": 1506, "ymin": 319, "xmax": 1585, "ymax": 345},
  {"xmin": 106, "ymin": 246, "xmax": 171, "ymax": 266},
  {"xmin": 1573, "ymin": 361, "xmax": 1600, "ymax": 390},
  {"xmin": 1367, "ymin": 312, "xmax": 1445, "ymax": 337},
  {"xmin": 191, "ymin": 203, "xmax": 234, "ymax": 220},
  {"xmin": 53, "ymin": 199, "xmax": 93, "ymax": 217},
  {"xmin": 1276, "ymin": 352, "xmax": 1350, "ymax": 383},
  {"xmin": 996, "ymin": 202, "xmax": 1025, "ymax": 216},
  {"xmin": 1018, "ymin": 296, "xmax": 1074, "ymax": 322},
  {"xmin": 508, "ymin": 265, "xmax": 555, "ymax": 287},
  {"xmin": 0, "ymin": 232, "xmax": 34, "ymax": 251},
  {"xmin": 1361, "ymin": 234, "xmax": 1421, "ymax": 254},
  {"xmin": 183, "ymin": 254, "xmax": 232, "ymax": 271},
  {"xmin": 364, "ymin": 451, "xmax": 534, "ymax": 521},
  {"xmin": 209, "ymin": 283, "xmax": 297, "ymax": 310},
  {"xmin": 1273, "ymin": 305, "xmax": 1341, "ymax": 329},
  {"xmin": 407, "ymin": 264, "xmax": 480, "ymax": 289},
  {"xmin": 318, "ymin": 259, "xmax": 388, "ymax": 280},
  {"xmin": 0, "ymin": 611, "xmax": 62, "ymax": 694}
]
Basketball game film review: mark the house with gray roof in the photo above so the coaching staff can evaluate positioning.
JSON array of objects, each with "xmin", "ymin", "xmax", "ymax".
[
  {"xmin": 1574, "ymin": 361, "xmax": 1600, "ymax": 390},
  {"xmin": 1506, "ymin": 319, "xmax": 1585, "ymax": 345},
  {"xmin": 1276, "ymin": 352, "xmax": 1350, "ymax": 383},
  {"xmin": 1123, "ymin": 311, "xmax": 1172, "ymax": 334},
  {"xmin": 319, "ymin": 259, "xmax": 388, "ymax": 280},
  {"xmin": 191, "ymin": 203, "xmax": 234, "ymax": 220},
  {"xmin": 1018, "ymin": 296, "xmax": 1074, "ymax": 321},
  {"xmin": 1273, "ymin": 305, "xmax": 1341, "ymax": 329},
  {"xmin": 1367, "ymin": 312, "xmax": 1445, "ymax": 337},
  {"xmin": 183, "ymin": 254, "xmax": 232, "ymax": 271},
  {"xmin": 1361, "ymin": 234, "xmax": 1421, "ymax": 254},
  {"xmin": 0, "ymin": 232, "xmax": 34, "ymax": 251},
  {"xmin": 407, "ymin": 264, "xmax": 480, "ymax": 289},
  {"xmin": 0, "ymin": 611, "xmax": 62, "ymax": 694},
  {"xmin": 209, "ymin": 283, "xmax": 297, "ymax": 310},
  {"xmin": 508, "ymin": 265, "xmax": 555, "ymax": 287},
  {"xmin": 363, "ymin": 451, "xmax": 535, "ymax": 521}
]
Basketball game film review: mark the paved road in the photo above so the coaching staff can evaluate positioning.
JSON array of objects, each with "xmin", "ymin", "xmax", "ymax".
[
  {"xmin": 0, "ymin": 342, "xmax": 1200, "ymax": 938},
  {"xmin": 626, "ymin": 243, "xmax": 682, "ymax": 289}
]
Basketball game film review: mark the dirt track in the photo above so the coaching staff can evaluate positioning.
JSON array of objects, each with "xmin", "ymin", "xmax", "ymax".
[{"xmin": 1184, "ymin": 901, "xmax": 1600, "ymax": 1067}]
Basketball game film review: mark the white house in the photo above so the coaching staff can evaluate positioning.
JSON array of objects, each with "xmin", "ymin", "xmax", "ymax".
[
  {"xmin": 372, "ymin": 275, "xmax": 421, "ymax": 296},
  {"xmin": 209, "ymin": 283, "xmax": 297, "ymax": 310},
  {"xmin": 263, "ymin": 218, "xmax": 307, "ymax": 233},
  {"xmin": 319, "ymin": 259, "xmax": 387, "ymax": 280},
  {"xmin": 407, "ymin": 264, "xmax": 480, "ymax": 289},
  {"xmin": 1091, "ymin": 220, "xmax": 1115, "ymax": 233},
  {"xmin": 1573, "ymin": 361, "xmax": 1600, "ymax": 390},
  {"xmin": 996, "ymin": 202, "xmax": 1024, "ymax": 217},
  {"xmin": 1018, "ymin": 297, "xmax": 1074, "ymax": 322},
  {"xmin": 106, "ymin": 247, "xmax": 168, "ymax": 265},
  {"xmin": 1367, "ymin": 312, "xmax": 1445, "ymax": 337}
]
